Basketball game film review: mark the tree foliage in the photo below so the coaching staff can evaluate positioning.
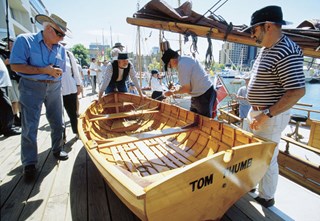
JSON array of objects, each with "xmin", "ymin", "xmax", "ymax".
[
  {"xmin": 71, "ymin": 44, "xmax": 90, "ymax": 67},
  {"xmin": 147, "ymin": 57, "xmax": 161, "ymax": 71}
]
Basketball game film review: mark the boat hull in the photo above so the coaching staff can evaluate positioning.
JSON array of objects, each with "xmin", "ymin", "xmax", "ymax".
[{"xmin": 79, "ymin": 93, "xmax": 276, "ymax": 220}]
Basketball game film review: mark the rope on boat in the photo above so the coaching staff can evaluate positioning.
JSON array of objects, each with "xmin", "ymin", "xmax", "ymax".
[
  {"xmin": 205, "ymin": 29, "xmax": 214, "ymax": 70},
  {"xmin": 120, "ymin": 94, "xmax": 164, "ymax": 125}
]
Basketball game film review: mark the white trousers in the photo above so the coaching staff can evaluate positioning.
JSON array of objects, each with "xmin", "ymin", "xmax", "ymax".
[{"xmin": 247, "ymin": 109, "xmax": 290, "ymax": 199}]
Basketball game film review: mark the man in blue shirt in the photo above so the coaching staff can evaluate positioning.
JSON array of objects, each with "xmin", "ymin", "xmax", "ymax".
[{"xmin": 10, "ymin": 14, "xmax": 70, "ymax": 181}]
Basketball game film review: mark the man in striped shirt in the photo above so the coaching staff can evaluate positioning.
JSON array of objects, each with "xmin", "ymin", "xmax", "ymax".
[{"xmin": 243, "ymin": 6, "xmax": 305, "ymax": 207}]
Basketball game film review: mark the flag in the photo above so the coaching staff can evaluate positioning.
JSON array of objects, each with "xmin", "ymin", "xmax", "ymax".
[{"xmin": 212, "ymin": 75, "xmax": 229, "ymax": 118}]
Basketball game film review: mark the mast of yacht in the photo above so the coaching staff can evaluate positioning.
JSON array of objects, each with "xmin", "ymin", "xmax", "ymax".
[
  {"xmin": 178, "ymin": 0, "xmax": 182, "ymax": 53},
  {"xmin": 136, "ymin": 0, "xmax": 142, "ymax": 87},
  {"xmin": 110, "ymin": 26, "xmax": 113, "ymax": 50}
]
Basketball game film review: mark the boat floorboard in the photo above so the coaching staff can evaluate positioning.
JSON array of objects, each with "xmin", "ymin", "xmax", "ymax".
[{"xmin": 1, "ymin": 88, "xmax": 319, "ymax": 221}]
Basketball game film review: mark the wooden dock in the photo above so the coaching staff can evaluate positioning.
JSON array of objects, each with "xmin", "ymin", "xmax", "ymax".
[{"xmin": 1, "ymin": 88, "xmax": 318, "ymax": 221}]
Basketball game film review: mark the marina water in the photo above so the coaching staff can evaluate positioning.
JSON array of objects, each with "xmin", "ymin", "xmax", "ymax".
[{"xmin": 139, "ymin": 76, "xmax": 319, "ymax": 121}]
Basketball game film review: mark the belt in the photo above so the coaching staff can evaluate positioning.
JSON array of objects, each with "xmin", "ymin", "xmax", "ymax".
[
  {"xmin": 252, "ymin": 106, "xmax": 269, "ymax": 111},
  {"xmin": 27, "ymin": 78, "xmax": 58, "ymax": 84}
]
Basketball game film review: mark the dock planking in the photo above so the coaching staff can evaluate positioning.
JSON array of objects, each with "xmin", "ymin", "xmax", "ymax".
[{"xmin": 0, "ymin": 91, "xmax": 285, "ymax": 221}]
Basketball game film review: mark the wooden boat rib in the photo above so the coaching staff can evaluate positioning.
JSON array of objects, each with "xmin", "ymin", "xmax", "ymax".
[{"xmin": 79, "ymin": 93, "xmax": 276, "ymax": 221}]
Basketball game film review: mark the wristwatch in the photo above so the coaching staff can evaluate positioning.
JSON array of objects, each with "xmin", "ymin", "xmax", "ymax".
[{"xmin": 262, "ymin": 109, "xmax": 273, "ymax": 118}]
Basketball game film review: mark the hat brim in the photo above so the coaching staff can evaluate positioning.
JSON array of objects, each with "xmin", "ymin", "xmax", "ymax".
[
  {"xmin": 35, "ymin": 14, "xmax": 71, "ymax": 37},
  {"xmin": 240, "ymin": 20, "xmax": 290, "ymax": 33},
  {"xmin": 112, "ymin": 46, "xmax": 124, "ymax": 49}
]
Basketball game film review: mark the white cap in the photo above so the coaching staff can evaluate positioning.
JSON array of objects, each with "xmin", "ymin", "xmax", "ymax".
[{"xmin": 111, "ymin": 48, "xmax": 121, "ymax": 61}]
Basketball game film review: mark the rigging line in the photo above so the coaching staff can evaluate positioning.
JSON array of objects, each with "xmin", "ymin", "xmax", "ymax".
[
  {"xmin": 213, "ymin": 0, "xmax": 229, "ymax": 13},
  {"xmin": 194, "ymin": 0, "xmax": 224, "ymax": 24}
]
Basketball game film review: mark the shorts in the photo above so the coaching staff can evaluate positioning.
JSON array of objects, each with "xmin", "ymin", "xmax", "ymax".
[{"xmin": 8, "ymin": 80, "xmax": 20, "ymax": 102}]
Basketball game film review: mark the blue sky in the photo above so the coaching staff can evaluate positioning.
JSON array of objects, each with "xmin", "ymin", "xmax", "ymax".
[{"xmin": 41, "ymin": 0, "xmax": 319, "ymax": 61}]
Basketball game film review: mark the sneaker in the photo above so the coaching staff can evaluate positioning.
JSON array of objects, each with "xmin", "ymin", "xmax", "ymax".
[
  {"xmin": 24, "ymin": 164, "xmax": 37, "ymax": 182},
  {"xmin": 254, "ymin": 196, "xmax": 275, "ymax": 208},
  {"xmin": 14, "ymin": 115, "xmax": 21, "ymax": 127},
  {"xmin": 3, "ymin": 128, "xmax": 21, "ymax": 137},
  {"xmin": 53, "ymin": 150, "xmax": 69, "ymax": 161}
]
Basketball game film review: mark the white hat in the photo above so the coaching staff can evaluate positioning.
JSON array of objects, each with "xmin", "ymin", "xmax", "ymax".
[{"xmin": 111, "ymin": 48, "xmax": 121, "ymax": 61}]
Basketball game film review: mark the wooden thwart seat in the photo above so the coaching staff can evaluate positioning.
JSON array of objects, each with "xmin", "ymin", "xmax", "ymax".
[
  {"xmin": 89, "ymin": 109, "xmax": 159, "ymax": 121},
  {"xmin": 97, "ymin": 126, "xmax": 197, "ymax": 149},
  {"xmin": 102, "ymin": 102, "xmax": 134, "ymax": 108}
]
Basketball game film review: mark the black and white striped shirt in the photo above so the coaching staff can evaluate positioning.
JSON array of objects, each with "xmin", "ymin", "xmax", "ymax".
[{"xmin": 247, "ymin": 35, "xmax": 305, "ymax": 106}]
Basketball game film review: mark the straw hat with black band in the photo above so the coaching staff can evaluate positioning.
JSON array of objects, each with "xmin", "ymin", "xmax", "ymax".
[
  {"xmin": 35, "ymin": 14, "xmax": 71, "ymax": 36},
  {"xmin": 112, "ymin": 42, "xmax": 124, "ymax": 49}
]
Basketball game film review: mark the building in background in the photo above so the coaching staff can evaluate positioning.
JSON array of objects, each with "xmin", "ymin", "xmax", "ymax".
[
  {"xmin": 88, "ymin": 42, "xmax": 110, "ymax": 61},
  {"xmin": 219, "ymin": 42, "xmax": 257, "ymax": 70},
  {"xmin": 0, "ymin": 0, "xmax": 47, "ymax": 39},
  {"xmin": 151, "ymin": 46, "xmax": 160, "ymax": 55}
]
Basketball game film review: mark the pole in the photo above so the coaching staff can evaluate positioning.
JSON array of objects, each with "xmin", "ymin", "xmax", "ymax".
[
  {"xmin": 178, "ymin": 0, "xmax": 182, "ymax": 53},
  {"xmin": 110, "ymin": 26, "xmax": 113, "ymax": 47},
  {"xmin": 5, "ymin": 0, "xmax": 10, "ymax": 46}
]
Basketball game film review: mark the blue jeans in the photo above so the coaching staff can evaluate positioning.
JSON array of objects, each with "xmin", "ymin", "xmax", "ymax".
[
  {"xmin": 19, "ymin": 78, "xmax": 64, "ymax": 166},
  {"xmin": 105, "ymin": 81, "xmax": 128, "ymax": 94}
]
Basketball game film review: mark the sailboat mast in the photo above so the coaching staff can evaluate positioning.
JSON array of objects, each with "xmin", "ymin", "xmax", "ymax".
[
  {"xmin": 178, "ymin": 0, "xmax": 182, "ymax": 53},
  {"xmin": 110, "ymin": 26, "xmax": 113, "ymax": 49},
  {"xmin": 137, "ymin": 1, "xmax": 142, "ymax": 87}
]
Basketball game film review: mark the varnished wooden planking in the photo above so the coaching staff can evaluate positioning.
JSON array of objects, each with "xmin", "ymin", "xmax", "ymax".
[
  {"xmin": 127, "ymin": 142, "xmax": 158, "ymax": 175},
  {"xmin": 308, "ymin": 120, "xmax": 320, "ymax": 149},
  {"xmin": 156, "ymin": 137, "xmax": 197, "ymax": 164},
  {"xmin": 150, "ymin": 138, "xmax": 185, "ymax": 167},
  {"xmin": 145, "ymin": 140, "xmax": 179, "ymax": 169},
  {"xmin": 0, "ymin": 91, "xmax": 289, "ymax": 221},
  {"xmin": 135, "ymin": 141, "xmax": 169, "ymax": 174}
]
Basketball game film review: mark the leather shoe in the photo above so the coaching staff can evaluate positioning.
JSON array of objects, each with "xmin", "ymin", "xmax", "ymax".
[
  {"xmin": 53, "ymin": 150, "xmax": 69, "ymax": 161},
  {"xmin": 3, "ymin": 128, "xmax": 21, "ymax": 137},
  {"xmin": 24, "ymin": 164, "xmax": 37, "ymax": 182},
  {"xmin": 255, "ymin": 196, "xmax": 275, "ymax": 208}
]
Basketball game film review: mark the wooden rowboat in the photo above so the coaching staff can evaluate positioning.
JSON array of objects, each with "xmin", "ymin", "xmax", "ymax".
[{"xmin": 78, "ymin": 93, "xmax": 276, "ymax": 221}]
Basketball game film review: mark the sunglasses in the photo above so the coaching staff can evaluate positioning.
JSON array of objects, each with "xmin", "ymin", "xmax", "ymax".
[
  {"xmin": 50, "ymin": 26, "xmax": 66, "ymax": 38},
  {"xmin": 251, "ymin": 24, "xmax": 266, "ymax": 35}
]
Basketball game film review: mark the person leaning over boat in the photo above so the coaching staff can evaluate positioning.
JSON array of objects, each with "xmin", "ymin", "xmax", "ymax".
[
  {"xmin": 150, "ymin": 69, "xmax": 166, "ymax": 101},
  {"xmin": 98, "ymin": 53, "xmax": 144, "ymax": 100},
  {"xmin": 10, "ymin": 13, "xmax": 70, "ymax": 181},
  {"xmin": 242, "ymin": 6, "xmax": 305, "ymax": 207},
  {"xmin": 161, "ymin": 48, "xmax": 216, "ymax": 118}
]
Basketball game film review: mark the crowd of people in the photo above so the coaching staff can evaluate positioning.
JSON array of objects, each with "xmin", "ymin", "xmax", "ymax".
[{"xmin": 0, "ymin": 5, "xmax": 306, "ymax": 210}]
